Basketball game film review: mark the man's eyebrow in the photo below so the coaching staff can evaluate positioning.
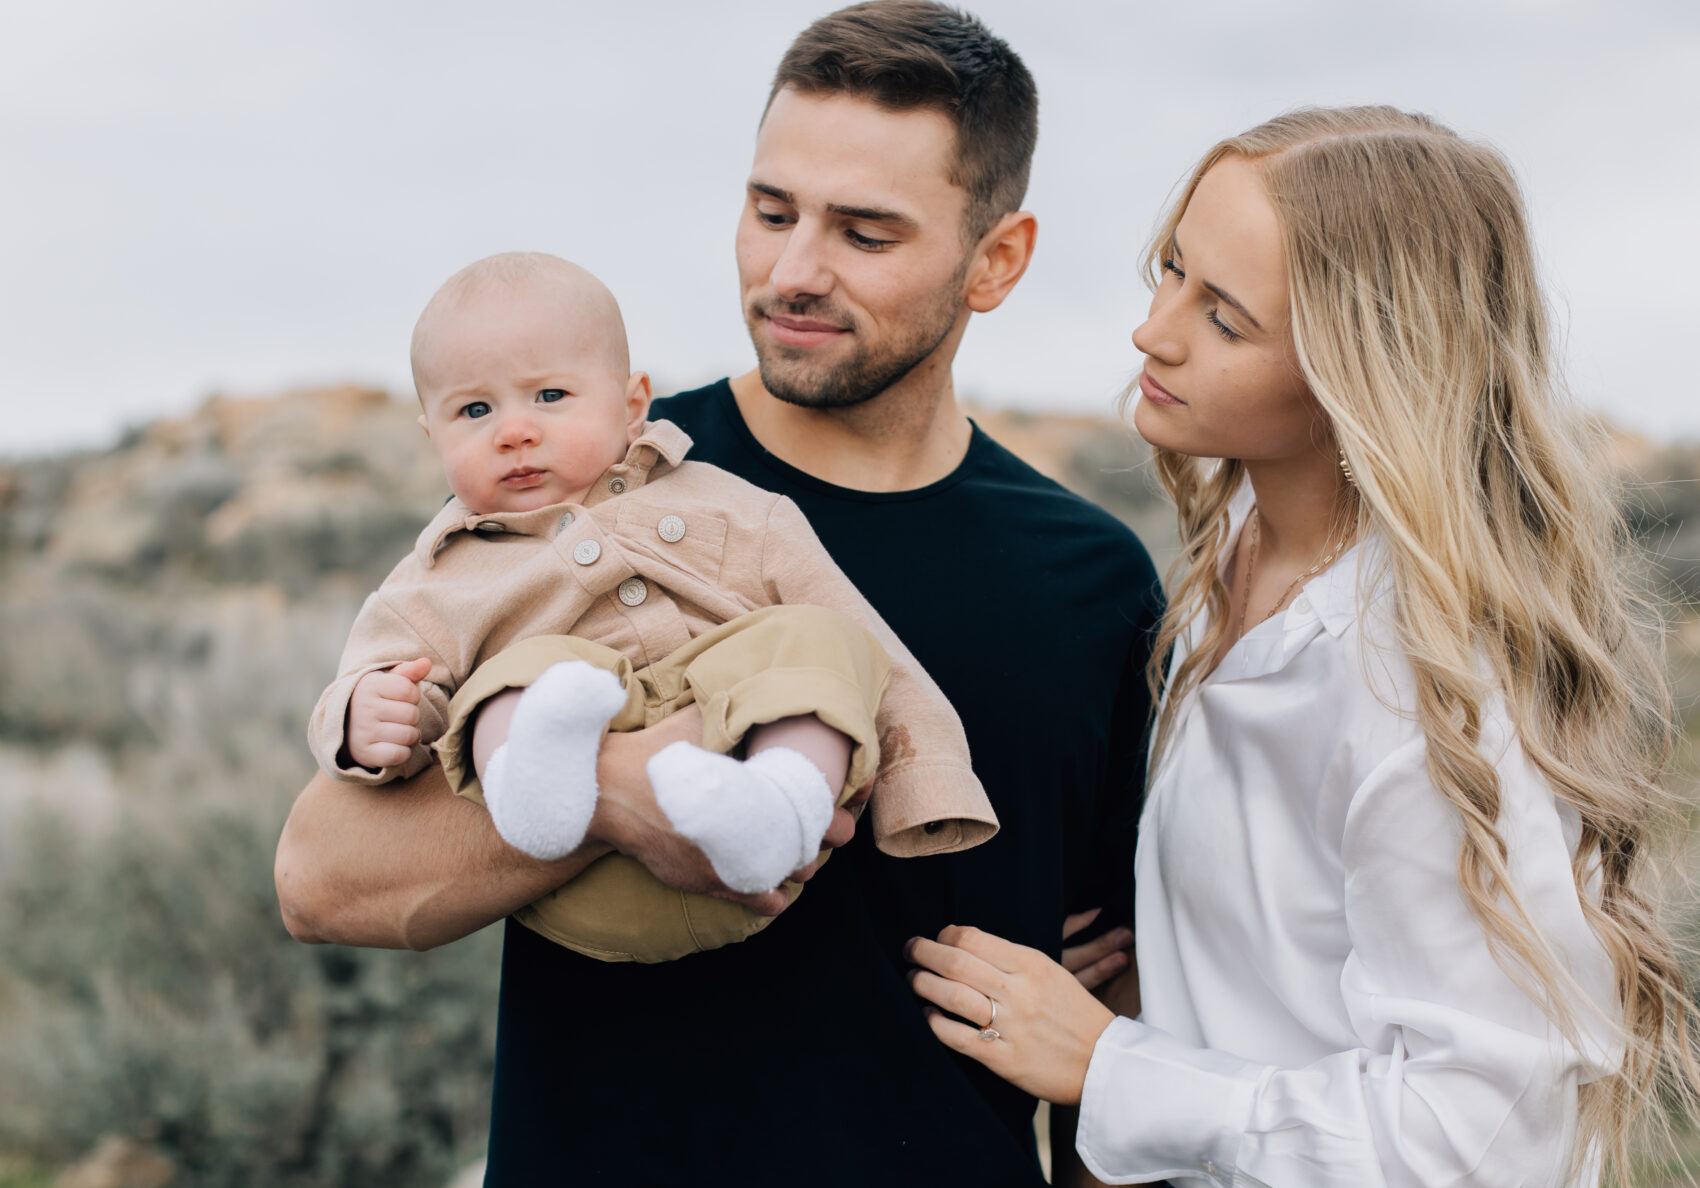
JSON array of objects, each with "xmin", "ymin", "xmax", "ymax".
[
  {"xmin": 1173, "ymin": 230, "xmax": 1266, "ymax": 332},
  {"xmin": 751, "ymin": 181, "xmax": 794, "ymax": 204},
  {"xmin": 750, "ymin": 181, "xmax": 918, "ymax": 232},
  {"xmin": 825, "ymin": 202, "xmax": 919, "ymax": 231}
]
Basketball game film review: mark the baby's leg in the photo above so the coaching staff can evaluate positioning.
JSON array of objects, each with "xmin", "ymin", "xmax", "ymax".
[
  {"xmin": 647, "ymin": 714, "xmax": 850, "ymax": 894},
  {"xmin": 479, "ymin": 660, "xmax": 628, "ymax": 860}
]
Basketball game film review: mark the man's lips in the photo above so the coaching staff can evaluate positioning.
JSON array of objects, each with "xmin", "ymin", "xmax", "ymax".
[
  {"xmin": 1140, "ymin": 371, "xmax": 1186, "ymax": 406},
  {"xmin": 500, "ymin": 468, "xmax": 547, "ymax": 487},
  {"xmin": 764, "ymin": 312, "xmax": 850, "ymax": 349}
]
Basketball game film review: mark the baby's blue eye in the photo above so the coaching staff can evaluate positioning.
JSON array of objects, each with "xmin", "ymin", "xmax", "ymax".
[
  {"xmin": 463, "ymin": 401, "xmax": 491, "ymax": 419},
  {"xmin": 538, "ymin": 389, "xmax": 566, "ymax": 403}
]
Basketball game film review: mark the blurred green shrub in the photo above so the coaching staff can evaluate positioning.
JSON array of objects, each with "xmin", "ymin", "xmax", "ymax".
[{"xmin": 0, "ymin": 798, "xmax": 499, "ymax": 1187}]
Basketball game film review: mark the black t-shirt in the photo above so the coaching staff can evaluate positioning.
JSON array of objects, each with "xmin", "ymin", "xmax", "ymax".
[{"xmin": 484, "ymin": 380, "xmax": 1162, "ymax": 1187}]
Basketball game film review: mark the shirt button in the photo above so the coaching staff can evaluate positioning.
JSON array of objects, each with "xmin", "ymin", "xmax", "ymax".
[
  {"xmin": 657, "ymin": 514, "xmax": 686, "ymax": 543},
  {"xmin": 1202, "ymin": 1159, "xmax": 1218, "ymax": 1177},
  {"xmin": 607, "ymin": 476, "xmax": 627, "ymax": 494},
  {"xmin": 618, "ymin": 577, "xmax": 647, "ymax": 606},
  {"xmin": 1293, "ymin": 596, "xmax": 1312, "ymax": 614},
  {"xmin": 573, "ymin": 539, "xmax": 601, "ymax": 565},
  {"xmin": 474, "ymin": 520, "xmax": 502, "ymax": 534},
  {"xmin": 556, "ymin": 511, "xmax": 574, "ymax": 534},
  {"xmin": 923, "ymin": 821, "xmax": 944, "ymax": 835}
]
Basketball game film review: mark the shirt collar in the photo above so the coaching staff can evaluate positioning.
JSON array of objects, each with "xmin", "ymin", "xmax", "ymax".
[
  {"xmin": 414, "ymin": 418, "xmax": 694, "ymax": 565},
  {"xmin": 1220, "ymin": 475, "xmax": 1377, "ymax": 640}
]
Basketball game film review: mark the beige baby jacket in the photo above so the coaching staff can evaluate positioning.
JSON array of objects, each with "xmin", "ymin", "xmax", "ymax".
[{"xmin": 308, "ymin": 419, "xmax": 996, "ymax": 858}]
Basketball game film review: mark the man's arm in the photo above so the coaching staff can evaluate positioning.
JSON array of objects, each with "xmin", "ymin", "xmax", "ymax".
[
  {"xmin": 276, "ymin": 701, "xmax": 849, "ymax": 950},
  {"xmin": 275, "ymin": 760, "xmax": 590, "ymax": 950}
]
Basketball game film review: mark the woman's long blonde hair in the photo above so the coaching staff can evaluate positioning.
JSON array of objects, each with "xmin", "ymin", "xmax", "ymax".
[{"xmin": 1141, "ymin": 106, "xmax": 1697, "ymax": 1176}]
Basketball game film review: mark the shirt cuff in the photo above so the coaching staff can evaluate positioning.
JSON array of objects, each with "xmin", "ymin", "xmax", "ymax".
[{"xmin": 1076, "ymin": 1017, "xmax": 1264, "ymax": 1185}]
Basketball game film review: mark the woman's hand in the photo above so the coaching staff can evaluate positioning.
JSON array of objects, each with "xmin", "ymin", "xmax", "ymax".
[
  {"xmin": 1060, "ymin": 907, "xmax": 1135, "ymax": 991},
  {"xmin": 906, "ymin": 925, "xmax": 1115, "ymax": 1106}
]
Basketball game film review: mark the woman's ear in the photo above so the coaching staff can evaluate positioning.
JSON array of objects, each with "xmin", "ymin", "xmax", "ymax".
[{"xmin": 965, "ymin": 211, "xmax": 1038, "ymax": 315}]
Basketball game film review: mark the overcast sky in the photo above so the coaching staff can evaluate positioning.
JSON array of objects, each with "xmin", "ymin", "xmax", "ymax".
[{"xmin": 3, "ymin": 0, "xmax": 1696, "ymax": 456}]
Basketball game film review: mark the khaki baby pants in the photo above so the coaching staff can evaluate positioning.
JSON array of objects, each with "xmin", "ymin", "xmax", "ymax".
[{"xmin": 435, "ymin": 604, "xmax": 888, "ymax": 963}]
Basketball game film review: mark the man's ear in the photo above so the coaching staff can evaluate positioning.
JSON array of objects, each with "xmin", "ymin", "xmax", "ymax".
[
  {"xmin": 625, "ymin": 371, "xmax": 653, "ymax": 439},
  {"xmin": 964, "ymin": 210, "xmax": 1038, "ymax": 314}
]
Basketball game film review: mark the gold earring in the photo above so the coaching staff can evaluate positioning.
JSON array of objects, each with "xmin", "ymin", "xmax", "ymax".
[{"xmin": 1338, "ymin": 445, "xmax": 1356, "ymax": 488}]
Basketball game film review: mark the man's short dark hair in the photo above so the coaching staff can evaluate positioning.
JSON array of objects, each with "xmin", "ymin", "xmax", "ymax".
[{"xmin": 768, "ymin": 0, "xmax": 1038, "ymax": 241}]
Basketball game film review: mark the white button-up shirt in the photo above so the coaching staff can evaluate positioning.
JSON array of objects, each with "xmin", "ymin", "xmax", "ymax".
[{"xmin": 1077, "ymin": 488, "xmax": 1618, "ymax": 1187}]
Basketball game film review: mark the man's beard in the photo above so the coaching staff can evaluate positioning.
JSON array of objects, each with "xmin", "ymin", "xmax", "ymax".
[{"xmin": 746, "ymin": 277, "xmax": 964, "ymax": 410}]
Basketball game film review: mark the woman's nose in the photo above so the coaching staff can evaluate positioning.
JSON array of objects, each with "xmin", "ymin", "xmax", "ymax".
[{"xmin": 1131, "ymin": 294, "xmax": 1183, "ymax": 365}]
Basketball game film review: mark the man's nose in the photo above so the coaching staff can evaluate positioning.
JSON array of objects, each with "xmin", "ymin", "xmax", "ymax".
[{"xmin": 769, "ymin": 220, "xmax": 834, "ymax": 302}]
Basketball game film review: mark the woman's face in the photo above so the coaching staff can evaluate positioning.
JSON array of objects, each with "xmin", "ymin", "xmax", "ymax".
[{"xmin": 1130, "ymin": 155, "xmax": 1325, "ymax": 462}]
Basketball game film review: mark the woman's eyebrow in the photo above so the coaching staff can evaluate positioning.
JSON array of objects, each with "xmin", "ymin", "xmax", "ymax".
[
  {"xmin": 1173, "ymin": 231, "xmax": 1266, "ymax": 332},
  {"xmin": 1203, "ymin": 281, "xmax": 1265, "ymax": 332}
]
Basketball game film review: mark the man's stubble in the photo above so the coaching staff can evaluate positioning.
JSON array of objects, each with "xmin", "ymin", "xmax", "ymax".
[{"xmin": 747, "ymin": 259, "xmax": 969, "ymax": 410}]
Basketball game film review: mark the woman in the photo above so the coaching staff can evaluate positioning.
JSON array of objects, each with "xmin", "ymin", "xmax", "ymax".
[{"xmin": 907, "ymin": 106, "xmax": 1698, "ymax": 1185}]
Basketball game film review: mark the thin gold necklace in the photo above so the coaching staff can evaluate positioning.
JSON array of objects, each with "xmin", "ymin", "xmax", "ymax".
[{"xmin": 1232, "ymin": 506, "xmax": 1353, "ymax": 642}]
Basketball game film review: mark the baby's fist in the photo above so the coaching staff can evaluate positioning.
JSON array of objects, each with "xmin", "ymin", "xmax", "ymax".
[{"xmin": 346, "ymin": 658, "xmax": 431, "ymax": 770}]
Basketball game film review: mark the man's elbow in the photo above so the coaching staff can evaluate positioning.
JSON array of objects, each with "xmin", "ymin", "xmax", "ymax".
[{"xmin": 274, "ymin": 845, "xmax": 334, "ymax": 944}]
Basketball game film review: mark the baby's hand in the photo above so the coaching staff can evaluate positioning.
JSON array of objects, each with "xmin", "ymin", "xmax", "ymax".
[{"xmin": 347, "ymin": 657, "xmax": 433, "ymax": 770}]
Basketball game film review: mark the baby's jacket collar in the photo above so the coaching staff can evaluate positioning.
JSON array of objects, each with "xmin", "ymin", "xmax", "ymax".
[{"xmin": 413, "ymin": 418, "xmax": 693, "ymax": 566}]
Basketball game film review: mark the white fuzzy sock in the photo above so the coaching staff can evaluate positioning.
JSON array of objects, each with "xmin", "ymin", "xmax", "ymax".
[
  {"xmin": 482, "ymin": 660, "xmax": 628, "ymax": 860},
  {"xmin": 647, "ymin": 743, "xmax": 836, "ymax": 894}
]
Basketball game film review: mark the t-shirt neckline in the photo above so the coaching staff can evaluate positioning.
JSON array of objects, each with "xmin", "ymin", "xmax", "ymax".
[{"xmin": 706, "ymin": 379, "xmax": 987, "ymax": 505}]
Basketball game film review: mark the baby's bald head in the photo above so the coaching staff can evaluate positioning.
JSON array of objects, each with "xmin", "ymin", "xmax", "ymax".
[{"xmin": 411, "ymin": 252, "xmax": 631, "ymax": 394}]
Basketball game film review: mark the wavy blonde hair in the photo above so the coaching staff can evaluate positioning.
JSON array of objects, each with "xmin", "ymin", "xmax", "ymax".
[{"xmin": 1139, "ymin": 106, "xmax": 1697, "ymax": 1178}]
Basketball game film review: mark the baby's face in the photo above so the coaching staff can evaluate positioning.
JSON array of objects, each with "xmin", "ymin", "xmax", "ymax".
[{"xmin": 415, "ymin": 282, "xmax": 649, "ymax": 514}]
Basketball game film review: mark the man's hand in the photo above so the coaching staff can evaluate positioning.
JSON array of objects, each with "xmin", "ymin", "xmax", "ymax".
[
  {"xmin": 1060, "ymin": 907, "xmax": 1135, "ymax": 991},
  {"xmin": 590, "ymin": 719, "xmax": 869, "ymax": 915},
  {"xmin": 347, "ymin": 657, "xmax": 432, "ymax": 769}
]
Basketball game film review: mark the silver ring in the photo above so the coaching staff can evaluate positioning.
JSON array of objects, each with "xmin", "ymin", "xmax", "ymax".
[{"xmin": 979, "ymin": 999, "xmax": 1000, "ymax": 1042}]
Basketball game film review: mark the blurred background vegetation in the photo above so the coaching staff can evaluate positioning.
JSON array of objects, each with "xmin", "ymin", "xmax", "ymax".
[{"xmin": 0, "ymin": 387, "xmax": 1695, "ymax": 1186}]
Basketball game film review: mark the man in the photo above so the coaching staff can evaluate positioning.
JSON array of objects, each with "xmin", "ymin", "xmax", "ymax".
[{"xmin": 275, "ymin": 3, "xmax": 1159, "ymax": 1184}]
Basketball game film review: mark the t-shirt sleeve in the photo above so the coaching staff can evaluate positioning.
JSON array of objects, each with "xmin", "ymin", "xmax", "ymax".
[{"xmin": 1075, "ymin": 584, "xmax": 1162, "ymax": 930}]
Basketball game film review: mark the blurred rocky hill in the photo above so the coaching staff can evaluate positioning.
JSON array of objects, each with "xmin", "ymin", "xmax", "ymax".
[{"xmin": 0, "ymin": 388, "xmax": 445, "ymax": 819}]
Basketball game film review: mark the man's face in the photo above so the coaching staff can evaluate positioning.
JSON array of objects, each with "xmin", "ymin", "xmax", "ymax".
[{"xmin": 736, "ymin": 87, "xmax": 974, "ymax": 409}]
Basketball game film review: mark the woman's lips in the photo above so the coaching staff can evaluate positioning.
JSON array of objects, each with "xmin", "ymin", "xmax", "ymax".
[
  {"xmin": 766, "ymin": 313, "xmax": 849, "ymax": 349},
  {"xmin": 1140, "ymin": 371, "xmax": 1185, "ymax": 406}
]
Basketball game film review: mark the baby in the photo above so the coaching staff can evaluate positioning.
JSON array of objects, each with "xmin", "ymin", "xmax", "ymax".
[{"xmin": 308, "ymin": 252, "xmax": 995, "ymax": 961}]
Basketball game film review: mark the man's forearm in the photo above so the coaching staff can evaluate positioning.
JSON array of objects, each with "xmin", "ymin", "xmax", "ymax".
[
  {"xmin": 274, "ymin": 698, "xmax": 800, "ymax": 950},
  {"xmin": 275, "ymin": 764, "xmax": 602, "ymax": 950}
]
